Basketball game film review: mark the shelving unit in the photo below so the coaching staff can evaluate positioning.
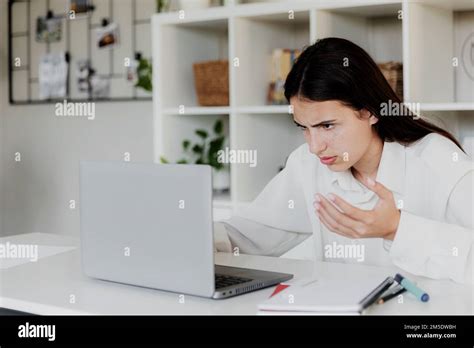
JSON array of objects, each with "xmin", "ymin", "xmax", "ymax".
[
  {"xmin": 152, "ymin": 0, "xmax": 474, "ymax": 210},
  {"xmin": 404, "ymin": 0, "xmax": 474, "ymax": 104}
]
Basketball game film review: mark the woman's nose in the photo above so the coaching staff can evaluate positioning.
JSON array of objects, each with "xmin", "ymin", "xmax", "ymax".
[{"xmin": 308, "ymin": 135, "xmax": 325, "ymax": 155}]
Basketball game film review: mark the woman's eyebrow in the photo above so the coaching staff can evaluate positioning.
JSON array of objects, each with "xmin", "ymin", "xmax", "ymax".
[{"xmin": 293, "ymin": 118, "xmax": 336, "ymax": 127}]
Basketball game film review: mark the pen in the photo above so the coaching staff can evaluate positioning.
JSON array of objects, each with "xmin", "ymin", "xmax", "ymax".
[
  {"xmin": 394, "ymin": 273, "xmax": 430, "ymax": 302},
  {"xmin": 377, "ymin": 286, "xmax": 406, "ymax": 305},
  {"xmin": 359, "ymin": 276, "xmax": 394, "ymax": 311}
]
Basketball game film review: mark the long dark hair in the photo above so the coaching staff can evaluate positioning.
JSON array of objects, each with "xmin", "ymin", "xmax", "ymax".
[{"xmin": 284, "ymin": 37, "xmax": 465, "ymax": 153}]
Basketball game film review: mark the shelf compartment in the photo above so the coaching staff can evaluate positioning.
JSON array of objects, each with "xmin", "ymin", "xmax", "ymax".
[
  {"xmin": 157, "ymin": 112, "xmax": 230, "ymax": 170},
  {"xmin": 315, "ymin": 4, "xmax": 403, "ymax": 65},
  {"xmin": 405, "ymin": 1, "xmax": 474, "ymax": 103},
  {"xmin": 157, "ymin": 112, "xmax": 232, "ymax": 201},
  {"xmin": 233, "ymin": 11, "xmax": 310, "ymax": 107},
  {"xmin": 231, "ymin": 112, "xmax": 304, "ymax": 202},
  {"xmin": 156, "ymin": 19, "xmax": 229, "ymax": 109}
]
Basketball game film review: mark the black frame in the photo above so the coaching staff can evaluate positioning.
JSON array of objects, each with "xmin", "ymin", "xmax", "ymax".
[{"xmin": 8, "ymin": 0, "xmax": 153, "ymax": 105}]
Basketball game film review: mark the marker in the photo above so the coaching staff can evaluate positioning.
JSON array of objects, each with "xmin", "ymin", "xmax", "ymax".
[
  {"xmin": 359, "ymin": 277, "xmax": 394, "ymax": 311},
  {"xmin": 394, "ymin": 273, "xmax": 430, "ymax": 302},
  {"xmin": 377, "ymin": 286, "xmax": 406, "ymax": 305}
]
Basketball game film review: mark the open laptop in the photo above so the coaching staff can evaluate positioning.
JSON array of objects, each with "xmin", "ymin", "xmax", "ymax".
[{"xmin": 79, "ymin": 161, "xmax": 293, "ymax": 299}]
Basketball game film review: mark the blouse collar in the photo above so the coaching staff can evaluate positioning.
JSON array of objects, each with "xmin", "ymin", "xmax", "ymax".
[{"xmin": 329, "ymin": 140, "xmax": 406, "ymax": 195}]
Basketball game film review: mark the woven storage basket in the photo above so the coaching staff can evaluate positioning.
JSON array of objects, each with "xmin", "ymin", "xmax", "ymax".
[
  {"xmin": 378, "ymin": 62, "xmax": 403, "ymax": 99},
  {"xmin": 193, "ymin": 60, "xmax": 229, "ymax": 106}
]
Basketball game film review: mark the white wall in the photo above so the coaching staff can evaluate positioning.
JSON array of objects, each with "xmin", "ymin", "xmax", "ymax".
[{"xmin": 0, "ymin": 0, "xmax": 154, "ymax": 237}]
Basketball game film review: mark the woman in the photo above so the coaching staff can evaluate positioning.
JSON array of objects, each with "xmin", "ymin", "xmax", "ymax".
[{"xmin": 214, "ymin": 38, "xmax": 473, "ymax": 284}]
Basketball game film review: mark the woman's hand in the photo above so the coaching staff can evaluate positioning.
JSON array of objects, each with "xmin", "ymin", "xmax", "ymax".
[{"xmin": 313, "ymin": 178, "xmax": 401, "ymax": 240}]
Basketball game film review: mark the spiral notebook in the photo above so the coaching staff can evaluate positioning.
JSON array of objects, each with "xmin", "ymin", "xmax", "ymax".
[{"xmin": 257, "ymin": 274, "xmax": 389, "ymax": 314}]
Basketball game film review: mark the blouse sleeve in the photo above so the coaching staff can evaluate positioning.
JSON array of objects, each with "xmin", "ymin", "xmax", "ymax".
[
  {"xmin": 388, "ymin": 170, "xmax": 474, "ymax": 283},
  {"xmin": 213, "ymin": 145, "xmax": 313, "ymax": 256}
]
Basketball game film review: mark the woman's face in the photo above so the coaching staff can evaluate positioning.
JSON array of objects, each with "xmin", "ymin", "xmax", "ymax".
[{"xmin": 290, "ymin": 97, "xmax": 379, "ymax": 172}]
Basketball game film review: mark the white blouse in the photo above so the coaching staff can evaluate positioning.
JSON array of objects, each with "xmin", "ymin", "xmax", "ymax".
[{"xmin": 214, "ymin": 133, "xmax": 474, "ymax": 284}]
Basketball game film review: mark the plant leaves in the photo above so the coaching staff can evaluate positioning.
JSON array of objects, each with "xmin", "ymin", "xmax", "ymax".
[
  {"xmin": 192, "ymin": 144, "xmax": 203, "ymax": 154},
  {"xmin": 214, "ymin": 119, "xmax": 223, "ymax": 134},
  {"xmin": 208, "ymin": 136, "xmax": 225, "ymax": 170},
  {"xmin": 135, "ymin": 58, "xmax": 153, "ymax": 92},
  {"xmin": 195, "ymin": 129, "xmax": 208, "ymax": 139},
  {"xmin": 182, "ymin": 140, "xmax": 190, "ymax": 151}
]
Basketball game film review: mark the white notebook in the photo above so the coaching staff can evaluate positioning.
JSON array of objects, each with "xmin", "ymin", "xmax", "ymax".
[{"xmin": 258, "ymin": 275, "xmax": 389, "ymax": 314}]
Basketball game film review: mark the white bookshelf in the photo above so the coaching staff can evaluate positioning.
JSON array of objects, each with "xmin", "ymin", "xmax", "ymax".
[
  {"xmin": 404, "ymin": 0, "xmax": 474, "ymax": 103},
  {"xmin": 152, "ymin": 0, "xmax": 474, "ymax": 208}
]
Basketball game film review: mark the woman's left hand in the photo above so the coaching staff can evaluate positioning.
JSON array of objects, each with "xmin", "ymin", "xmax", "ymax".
[{"xmin": 314, "ymin": 178, "xmax": 401, "ymax": 240}]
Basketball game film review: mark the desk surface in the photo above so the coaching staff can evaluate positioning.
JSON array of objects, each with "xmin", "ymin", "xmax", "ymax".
[{"xmin": 0, "ymin": 233, "xmax": 472, "ymax": 315}]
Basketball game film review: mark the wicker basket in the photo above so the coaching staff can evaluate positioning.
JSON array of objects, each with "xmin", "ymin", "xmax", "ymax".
[
  {"xmin": 378, "ymin": 61, "xmax": 403, "ymax": 99},
  {"xmin": 193, "ymin": 60, "xmax": 229, "ymax": 106}
]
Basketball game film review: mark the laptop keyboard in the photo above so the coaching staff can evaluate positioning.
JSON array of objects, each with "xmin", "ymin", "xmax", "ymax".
[{"xmin": 215, "ymin": 274, "xmax": 253, "ymax": 289}]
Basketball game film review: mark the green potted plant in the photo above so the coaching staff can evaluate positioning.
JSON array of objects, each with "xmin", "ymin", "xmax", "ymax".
[
  {"xmin": 160, "ymin": 119, "xmax": 230, "ymax": 192},
  {"xmin": 135, "ymin": 57, "xmax": 152, "ymax": 92},
  {"xmin": 156, "ymin": 0, "xmax": 171, "ymax": 12}
]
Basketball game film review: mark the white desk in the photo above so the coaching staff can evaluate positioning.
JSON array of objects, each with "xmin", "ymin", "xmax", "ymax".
[{"xmin": 0, "ymin": 233, "xmax": 472, "ymax": 315}]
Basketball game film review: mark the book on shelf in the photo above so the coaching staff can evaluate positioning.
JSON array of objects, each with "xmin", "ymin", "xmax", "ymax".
[{"xmin": 268, "ymin": 48, "xmax": 301, "ymax": 105}]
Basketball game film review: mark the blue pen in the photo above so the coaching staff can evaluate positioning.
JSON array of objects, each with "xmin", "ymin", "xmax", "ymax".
[{"xmin": 394, "ymin": 273, "xmax": 430, "ymax": 302}]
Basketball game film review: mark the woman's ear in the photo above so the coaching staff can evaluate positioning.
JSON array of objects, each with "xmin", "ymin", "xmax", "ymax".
[
  {"xmin": 369, "ymin": 114, "xmax": 379, "ymax": 125},
  {"xmin": 359, "ymin": 109, "xmax": 379, "ymax": 125}
]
